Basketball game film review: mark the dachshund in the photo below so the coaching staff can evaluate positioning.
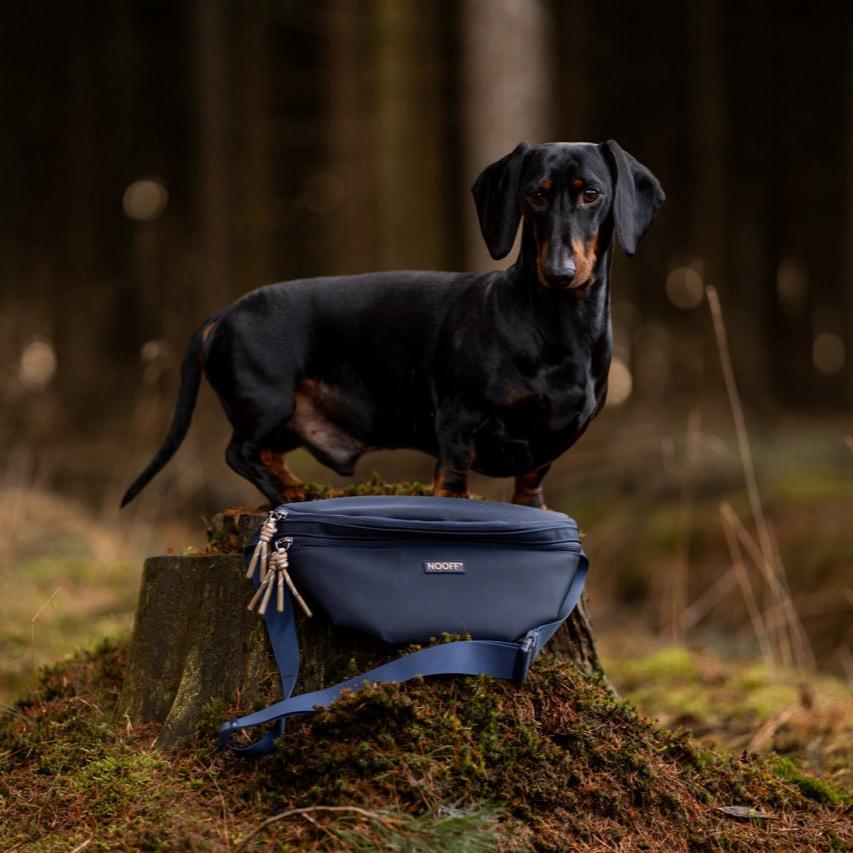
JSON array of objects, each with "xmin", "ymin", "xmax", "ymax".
[{"xmin": 121, "ymin": 140, "xmax": 664, "ymax": 509}]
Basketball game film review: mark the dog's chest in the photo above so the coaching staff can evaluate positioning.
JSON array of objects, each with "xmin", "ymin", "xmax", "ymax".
[
  {"xmin": 472, "ymin": 356, "xmax": 601, "ymax": 476},
  {"xmin": 511, "ymin": 340, "xmax": 599, "ymax": 407},
  {"xmin": 493, "ymin": 354, "xmax": 600, "ymax": 437}
]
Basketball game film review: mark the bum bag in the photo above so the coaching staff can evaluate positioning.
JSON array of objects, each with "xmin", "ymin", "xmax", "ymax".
[{"xmin": 219, "ymin": 495, "xmax": 588, "ymax": 756}]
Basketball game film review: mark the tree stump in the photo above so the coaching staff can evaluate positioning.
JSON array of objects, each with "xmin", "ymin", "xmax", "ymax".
[{"xmin": 119, "ymin": 500, "xmax": 605, "ymax": 746}]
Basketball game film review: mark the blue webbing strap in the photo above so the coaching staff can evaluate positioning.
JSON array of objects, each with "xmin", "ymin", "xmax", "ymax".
[
  {"xmin": 220, "ymin": 557, "xmax": 587, "ymax": 755},
  {"xmin": 225, "ymin": 580, "xmax": 301, "ymax": 757}
]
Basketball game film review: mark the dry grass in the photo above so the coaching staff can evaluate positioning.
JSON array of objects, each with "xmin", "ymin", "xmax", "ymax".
[
  {"xmin": 602, "ymin": 637, "xmax": 853, "ymax": 794},
  {"xmin": 0, "ymin": 482, "xmax": 200, "ymax": 703},
  {"xmin": 705, "ymin": 287, "xmax": 812, "ymax": 672}
]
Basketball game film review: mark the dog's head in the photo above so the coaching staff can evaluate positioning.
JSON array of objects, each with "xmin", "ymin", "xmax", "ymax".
[{"xmin": 472, "ymin": 141, "xmax": 665, "ymax": 290}]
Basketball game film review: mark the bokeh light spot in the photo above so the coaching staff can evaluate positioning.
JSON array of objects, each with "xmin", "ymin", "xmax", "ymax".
[
  {"xmin": 606, "ymin": 358, "xmax": 633, "ymax": 406},
  {"xmin": 19, "ymin": 338, "xmax": 57, "ymax": 391},
  {"xmin": 140, "ymin": 339, "xmax": 169, "ymax": 363},
  {"xmin": 812, "ymin": 332, "xmax": 845, "ymax": 375},
  {"xmin": 665, "ymin": 265, "xmax": 704, "ymax": 309},
  {"xmin": 123, "ymin": 179, "xmax": 168, "ymax": 222}
]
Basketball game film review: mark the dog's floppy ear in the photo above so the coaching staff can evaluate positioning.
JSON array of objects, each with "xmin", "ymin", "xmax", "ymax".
[
  {"xmin": 601, "ymin": 140, "xmax": 665, "ymax": 256},
  {"xmin": 471, "ymin": 141, "xmax": 530, "ymax": 260}
]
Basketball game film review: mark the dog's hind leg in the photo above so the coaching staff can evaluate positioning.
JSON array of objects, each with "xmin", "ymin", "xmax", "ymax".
[
  {"xmin": 512, "ymin": 463, "xmax": 550, "ymax": 508},
  {"xmin": 225, "ymin": 434, "xmax": 292, "ymax": 506},
  {"xmin": 259, "ymin": 449, "xmax": 305, "ymax": 497}
]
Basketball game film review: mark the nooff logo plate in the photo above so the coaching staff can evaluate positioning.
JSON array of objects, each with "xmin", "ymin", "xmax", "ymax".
[{"xmin": 423, "ymin": 560, "xmax": 465, "ymax": 574}]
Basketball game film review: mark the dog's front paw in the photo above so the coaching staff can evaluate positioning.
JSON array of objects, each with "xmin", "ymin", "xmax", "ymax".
[
  {"xmin": 511, "ymin": 491, "xmax": 548, "ymax": 510},
  {"xmin": 433, "ymin": 487, "xmax": 470, "ymax": 499}
]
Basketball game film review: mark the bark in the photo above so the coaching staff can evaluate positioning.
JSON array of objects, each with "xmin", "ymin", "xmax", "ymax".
[
  {"xmin": 236, "ymin": 4, "xmax": 273, "ymax": 288},
  {"xmin": 327, "ymin": 0, "xmax": 373, "ymax": 274},
  {"xmin": 192, "ymin": 0, "xmax": 230, "ymax": 310},
  {"xmin": 121, "ymin": 504, "xmax": 605, "ymax": 745},
  {"xmin": 461, "ymin": 0, "xmax": 552, "ymax": 272},
  {"xmin": 372, "ymin": 0, "xmax": 446, "ymax": 269},
  {"xmin": 118, "ymin": 552, "xmax": 268, "ymax": 746}
]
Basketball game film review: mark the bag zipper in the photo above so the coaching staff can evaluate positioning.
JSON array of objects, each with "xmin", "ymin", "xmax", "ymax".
[
  {"xmin": 284, "ymin": 530, "xmax": 581, "ymax": 552},
  {"xmin": 275, "ymin": 511, "xmax": 574, "ymax": 538}
]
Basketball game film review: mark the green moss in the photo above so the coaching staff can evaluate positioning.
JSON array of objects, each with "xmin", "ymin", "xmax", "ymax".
[
  {"xmin": 74, "ymin": 752, "xmax": 165, "ymax": 816},
  {"xmin": 770, "ymin": 757, "xmax": 852, "ymax": 807},
  {"xmin": 297, "ymin": 472, "xmax": 434, "ymax": 501}
]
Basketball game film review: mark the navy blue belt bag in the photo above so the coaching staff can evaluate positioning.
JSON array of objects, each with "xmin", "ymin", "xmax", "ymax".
[{"xmin": 219, "ymin": 496, "xmax": 588, "ymax": 756}]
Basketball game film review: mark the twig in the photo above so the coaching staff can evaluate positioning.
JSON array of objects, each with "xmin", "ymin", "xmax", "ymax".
[
  {"xmin": 706, "ymin": 286, "xmax": 810, "ymax": 669},
  {"xmin": 707, "ymin": 287, "xmax": 813, "ymax": 673},
  {"xmin": 705, "ymin": 287, "xmax": 778, "ymax": 577},
  {"xmin": 680, "ymin": 566, "xmax": 738, "ymax": 630},
  {"xmin": 746, "ymin": 706, "xmax": 796, "ymax": 753},
  {"xmin": 669, "ymin": 409, "xmax": 702, "ymax": 640},
  {"xmin": 720, "ymin": 505, "xmax": 774, "ymax": 668},
  {"xmin": 721, "ymin": 503, "xmax": 813, "ymax": 671},
  {"xmin": 196, "ymin": 759, "xmax": 232, "ymax": 848},
  {"xmin": 69, "ymin": 841, "xmax": 93, "ymax": 853},
  {"xmin": 235, "ymin": 805, "xmax": 404, "ymax": 851},
  {"xmin": 31, "ymin": 587, "xmax": 62, "ymax": 674},
  {"xmin": 301, "ymin": 813, "xmax": 341, "ymax": 844}
]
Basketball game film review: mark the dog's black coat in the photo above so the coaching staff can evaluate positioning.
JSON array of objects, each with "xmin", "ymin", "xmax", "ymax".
[{"xmin": 122, "ymin": 141, "xmax": 664, "ymax": 507}]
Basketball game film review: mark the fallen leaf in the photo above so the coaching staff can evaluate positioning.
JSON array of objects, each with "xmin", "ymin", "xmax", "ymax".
[{"xmin": 716, "ymin": 805, "xmax": 774, "ymax": 820}]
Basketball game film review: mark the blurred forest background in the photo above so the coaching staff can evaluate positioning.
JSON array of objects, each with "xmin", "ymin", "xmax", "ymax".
[{"xmin": 1, "ymin": 0, "xmax": 851, "ymax": 770}]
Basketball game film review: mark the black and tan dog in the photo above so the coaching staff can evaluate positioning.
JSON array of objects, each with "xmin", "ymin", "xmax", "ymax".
[{"xmin": 122, "ymin": 141, "xmax": 664, "ymax": 509}]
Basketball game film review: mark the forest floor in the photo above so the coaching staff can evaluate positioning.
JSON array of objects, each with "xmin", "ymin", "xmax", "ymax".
[
  {"xmin": 1, "ymin": 462, "xmax": 852, "ymax": 850},
  {"xmin": 1, "ymin": 638, "xmax": 850, "ymax": 851}
]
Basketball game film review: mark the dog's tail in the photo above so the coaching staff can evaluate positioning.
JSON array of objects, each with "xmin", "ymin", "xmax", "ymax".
[{"xmin": 120, "ymin": 325, "xmax": 207, "ymax": 507}]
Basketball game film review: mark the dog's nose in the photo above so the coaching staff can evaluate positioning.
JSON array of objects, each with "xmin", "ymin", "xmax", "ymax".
[{"xmin": 542, "ymin": 261, "xmax": 577, "ymax": 288}]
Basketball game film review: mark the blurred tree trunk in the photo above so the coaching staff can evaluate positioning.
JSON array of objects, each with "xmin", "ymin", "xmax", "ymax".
[
  {"xmin": 727, "ymin": 0, "xmax": 774, "ymax": 406},
  {"xmin": 690, "ymin": 1, "xmax": 755, "ymax": 395},
  {"xmin": 690, "ymin": 0, "xmax": 726, "ymax": 292},
  {"xmin": 846, "ymin": 6, "xmax": 853, "ymax": 404},
  {"xmin": 328, "ymin": 0, "xmax": 374, "ymax": 274},
  {"xmin": 553, "ymin": 0, "xmax": 590, "ymax": 140},
  {"xmin": 193, "ymin": 0, "xmax": 230, "ymax": 312},
  {"xmin": 54, "ymin": 6, "xmax": 101, "ymax": 416},
  {"xmin": 461, "ymin": 0, "xmax": 551, "ymax": 272},
  {"xmin": 237, "ymin": 5, "xmax": 273, "ymax": 290},
  {"xmin": 372, "ymin": 0, "xmax": 447, "ymax": 269}
]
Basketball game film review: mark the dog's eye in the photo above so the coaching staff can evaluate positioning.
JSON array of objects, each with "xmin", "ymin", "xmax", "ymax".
[
  {"xmin": 581, "ymin": 188, "xmax": 600, "ymax": 204},
  {"xmin": 527, "ymin": 189, "xmax": 546, "ymax": 203}
]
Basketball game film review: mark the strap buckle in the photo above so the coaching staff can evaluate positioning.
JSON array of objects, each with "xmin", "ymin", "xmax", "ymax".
[
  {"xmin": 218, "ymin": 719, "xmax": 241, "ymax": 752},
  {"xmin": 513, "ymin": 631, "xmax": 538, "ymax": 683}
]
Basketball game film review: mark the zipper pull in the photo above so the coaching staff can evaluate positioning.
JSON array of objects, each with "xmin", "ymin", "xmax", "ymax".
[
  {"xmin": 247, "ymin": 536, "xmax": 313, "ymax": 619},
  {"xmin": 246, "ymin": 508, "xmax": 288, "ymax": 582},
  {"xmin": 270, "ymin": 537, "xmax": 313, "ymax": 618}
]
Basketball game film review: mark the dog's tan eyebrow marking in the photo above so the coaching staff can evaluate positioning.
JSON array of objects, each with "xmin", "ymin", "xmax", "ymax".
[
  {"xmin": 540, "ymin": 179, "xmax": 552, "ymax": 190},
  {"xmin": 571, "ymin": 178, "xmax": 584, "ymax": 190}
]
